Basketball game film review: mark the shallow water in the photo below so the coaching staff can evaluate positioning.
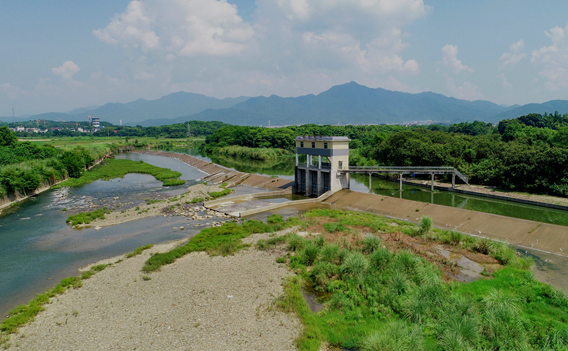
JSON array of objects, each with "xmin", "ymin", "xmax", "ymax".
[{"xmin": 0, "ymin": 153, "xmax": 207, "ymax": 316}]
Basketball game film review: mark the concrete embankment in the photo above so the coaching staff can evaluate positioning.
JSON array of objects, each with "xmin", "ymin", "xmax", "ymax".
[
  {"xmin": 324, "ymin": 190, "xmax": 568, "ymax": 258},
  {"xmin": 134, "ymin": 150, "xmax": 294, "ymax": 190}
]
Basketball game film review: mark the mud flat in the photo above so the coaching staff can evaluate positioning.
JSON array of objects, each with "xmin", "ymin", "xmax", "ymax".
[{"xmin": 5, "ymin": 237, "xmax": 300, "ymax": 351}]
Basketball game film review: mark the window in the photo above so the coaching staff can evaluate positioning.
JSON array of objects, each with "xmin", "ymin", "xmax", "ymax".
[
  {"xmin": 338, "ymin": 161, "xmax": 343, "ymax": 169},
  {"xmin": 312, "ymin": 142, "xmax": 315, "ymax": 148},
  {"xmin": 300, "ymin": 141, "xmax": 304, "ymax": 147},
  {"xmin": 324, "ymin": 142, "xmax": 328, "ymax": 149}
]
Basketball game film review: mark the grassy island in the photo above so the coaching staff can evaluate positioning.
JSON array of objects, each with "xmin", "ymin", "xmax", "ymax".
[{"xmin": 56, "ymin": 158, "xmax": 186, "ymax": 188}]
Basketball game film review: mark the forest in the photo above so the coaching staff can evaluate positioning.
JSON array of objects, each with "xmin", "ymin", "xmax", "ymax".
[
  {"xmin": 0, "ymin": 127, "xmax": 109, "ymax": 199},
  {"xmin": 203, "ymin": 112, "xmax": 568, "ymax": 196}
]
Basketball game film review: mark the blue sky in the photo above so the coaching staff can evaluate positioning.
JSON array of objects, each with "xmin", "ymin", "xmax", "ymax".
[{"xmin": 1, "ymin": 0, "xmax": 568, "ymax": 116}]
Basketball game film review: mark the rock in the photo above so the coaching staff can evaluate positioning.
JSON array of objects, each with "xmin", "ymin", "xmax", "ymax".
[{"xmin": 95, "ymin": 226, "xmax": 101, "ymax": 230}]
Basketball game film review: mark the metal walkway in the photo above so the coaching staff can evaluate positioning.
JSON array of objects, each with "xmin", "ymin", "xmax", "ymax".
[{"xmin": 337, "ymin": 166, "xmax": 469, "ymax": 190}]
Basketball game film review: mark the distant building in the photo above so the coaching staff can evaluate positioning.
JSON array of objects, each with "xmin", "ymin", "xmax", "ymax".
[
  {"xmin": 91, "ymin": 117, "xmax": 100, "ymax": 128},
  {"xmin": 16, "ymin": 126, "xmax": 25, "ymax": 132},
  {"xmin": 8, "ymin": 128, "xmax": 16, "ymax": 132}
]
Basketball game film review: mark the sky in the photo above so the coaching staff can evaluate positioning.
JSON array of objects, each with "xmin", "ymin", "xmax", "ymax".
[{"xmin": 1, "ymin": 0, "xmax": 568, "ymax": 116}]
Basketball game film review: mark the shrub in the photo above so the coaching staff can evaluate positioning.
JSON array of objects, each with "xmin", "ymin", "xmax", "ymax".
[
  {"xmin": 449, "ymin": 231, "xmax": 463, "ymax": 245},
  {"xmin": 341, "ymin": 252, "xmax": 368, "ymax": 280},
  {"xmin": 475, "ymin": 238, "xmax": 491, "ymax": 255},
  {"xmin": 287, "ymin": 234, "xmax": 306, "ymax": 252},
  {"xmin": 302, "ymin": 243, "xmax": 320, "ymax": 266},
  {"xmin": 369, "ymin": 247, "xmax": 393, "ymax": 271},
  {"xmin": 419, "ymin": 216, "xmax": 432, "ymax": 235},
  {"xmin": 314, "ymin": 235, "xmax": 326, "ymax": 248},
  {"xmin": 267, "ymin": 214, "xmax": 284, "ymax": 224},
  {"xmin": 321, "ymin": 244, "xmax": 340, "ymax": 263},
  {"xmin": 360, "ymin": 320, "xmax": 425, "ymax": 351},
  {"xmin": 362, "ymin": 234, "xmax": 381, "ymax": 253}
]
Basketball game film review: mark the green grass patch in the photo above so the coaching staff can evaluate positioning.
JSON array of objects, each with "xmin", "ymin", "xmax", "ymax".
[
  {"xmin": 142, "ymin": 215, "xmax": 300, "ymax": 272},
  {"xmin": 66, "ymin": 208, "xmax": 110, "ymax": 226},
  {"xmin": 279, "ymin": 209, "xmax": 568, "ymax": 350},
  {"xmin": 125, "ymin": 244, "xmax": 154, "ymax": 258},
  {"xmin": 208, "ymin": 188, "xmax": 232, "ymax": 198},
  {"xmin": 0, "ymin": 264, "xmax": 110, "ymax": 346},
  {"xmin": 57, "ymin": 158, "xmax": 185, "ymax": 188}
]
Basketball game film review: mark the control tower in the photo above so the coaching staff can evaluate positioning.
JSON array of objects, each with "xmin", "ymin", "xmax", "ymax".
[{"xmin": 293, "ymin": 136, "xmax": 351, "ymax": 196}]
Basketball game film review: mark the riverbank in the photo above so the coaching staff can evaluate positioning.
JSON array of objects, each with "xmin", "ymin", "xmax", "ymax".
[
  {"xmin": 4, "ymin": 235, "xmax": 301, "ymax": 351},
  {"xmin": 134, "ymin": 150, "xmax": 294, "ymax": 190},
  {"xmin": 74, "ymin": 183, "xmax": 232, "ymax": 228},
  {"xmin": 399, "ymin": 175, "xmax": 568, "ymax": 209}
]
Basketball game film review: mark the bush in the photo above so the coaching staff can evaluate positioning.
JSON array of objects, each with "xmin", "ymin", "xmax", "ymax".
[
  {"xmin": 362, "ymin": 234, "xmax": 381, "ymax": 253},
  {"xmin": 361, "ymin": 321, "xmax": 425, "ymax": 351},
  {"xmin": 302, "ymin": 243, "xmax": 320, "ymax": 266},
  {"xmin": 419, "ymin": 216, "xmax": 432, "ymax": 235},
  {"xmin": 369, "ymin": 247, "xmax": 393, "ymax": 271},
  {"xmin": 287, "ymin": 234, "xmax": 306, "ymax": 252},
  {"xmin": 341, "ymin": 252, "xmax": 368, "ymax": 280},
  {"xmin": 321, "ymin": 244, "xmax": 340, "ymax": 263}
]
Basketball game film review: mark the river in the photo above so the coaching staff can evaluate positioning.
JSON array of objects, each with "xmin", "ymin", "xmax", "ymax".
[
  {"xmin": 0, "ymin": 153, "xmax": 207, "ymax": 316},
  {"xmin": 1, "ymin": 150, "xmax": 568, "ymax": 317}
]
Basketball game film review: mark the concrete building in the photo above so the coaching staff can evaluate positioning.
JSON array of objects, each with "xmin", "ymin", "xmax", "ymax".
[
  {"xmin": 293, "ymin": 136, "xmax": 350, "ymax": 196},
  {"xmin": 91, "ymin": 117, "xmax": 100, "ymax": 128}
]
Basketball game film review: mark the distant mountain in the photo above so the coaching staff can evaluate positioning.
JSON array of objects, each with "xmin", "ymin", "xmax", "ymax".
[
  {"xmin": 71, "ymin": 92, "xmax": 249, "ymax": 125},
  {"xmin": 66, "ymin": 105, "xmax": 101, "ymax": 115},
  {"xmin": 491, "ymin": 100, "xmax": 568, "ymax": 121},
  {"xmin": 140, "ymin": 82, "xmax": 516, "ymax": 126}
]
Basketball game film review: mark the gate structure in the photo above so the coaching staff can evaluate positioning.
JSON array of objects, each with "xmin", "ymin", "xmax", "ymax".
[{"xmin": 293, "ymin": 136, "xmax": 469, "ymax": 196}]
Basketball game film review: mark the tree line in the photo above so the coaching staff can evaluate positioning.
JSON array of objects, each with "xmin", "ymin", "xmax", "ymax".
[
  {"xmin": 203, "ymin": 112, "xmax": 568, "ymax": 196},
  {"xmin": 0, "ymin": 127, "xmax": 109, "ymax": 198}
]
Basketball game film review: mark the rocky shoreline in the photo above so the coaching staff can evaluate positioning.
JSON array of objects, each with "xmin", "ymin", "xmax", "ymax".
[{"xmin": 75, "ymin": 183, "xmax": 235, "ymax": 229}]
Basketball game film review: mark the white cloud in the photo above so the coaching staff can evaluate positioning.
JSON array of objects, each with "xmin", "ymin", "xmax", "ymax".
[
  {"xmin": 0, "ymin": 83, "xmax": 29, "ymax": 100},
  {"xmin": 51, "ymin": 61, "xmax": 80, "ymax": 79},
  {"xmin": 499, "ymin": 39, "xmax": 526, "ymax": 68},
  {"xmin": 88, "ymin": 0, "xmax": 427, "ymax": 99},
  {"xmin": 442, "ymin": 44, "xmax": 472, "ymax": 74},
  {"xmin": 93, "ymin": 1, "xmax": 159, "ymax": 51},
  {"xmin": 94, "ymin": 0, "xmax": 254, "ymax": 56},
  {"xmin": 445, "ymin": 75, "xmax": 483, "ymax": 100},
  {"xmin": 531, "ymin": 23, "xmax": 568, "ymax": 90},
  {"xmin": 496, "ymin": 73, "xmax": 512, "ymax": 88}
]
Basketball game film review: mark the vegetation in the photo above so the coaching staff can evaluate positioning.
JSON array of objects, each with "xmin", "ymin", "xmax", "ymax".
[
  {"xmin": 142, "ymin": 215, "xmax": 300, "ymax": 272},
  {"xmin": 66, "ymin": 208, "xmax": 111, "ymax": 226},
  {"xmin": 202, "ymin": 112, "xmax": 568, "ymax": 197},
  {"xmin": 274, "ymin": 209, "xmax": 567, "ymax": 350},
  {"xmin": 125, "ymin": 244, "xmax": 154, "ymax": 258},
  {"xmin": 57, "ymin": 158, "xmax": 185, "ymax": 188},
  {"xmin": 0, "ymin": 127, "xmax": 112, "ymax": 198},
  {"xmin": 0, "ymin": 264, "xmax": 110, "ymax": 346}
]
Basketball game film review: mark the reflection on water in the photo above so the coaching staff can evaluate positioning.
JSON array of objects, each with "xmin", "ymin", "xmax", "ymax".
[{"xmin": 0, "ymin": 153, "xmax": 206, "ymax": 316}]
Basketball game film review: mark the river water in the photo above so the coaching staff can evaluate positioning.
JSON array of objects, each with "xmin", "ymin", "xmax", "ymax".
[
  {"xmin": 2, "ymin": 150, "xmax": 568, "ymax": 317},
  {"xmin": 0, "ymin": 153, "xmax": 207, "ymax": 316}
]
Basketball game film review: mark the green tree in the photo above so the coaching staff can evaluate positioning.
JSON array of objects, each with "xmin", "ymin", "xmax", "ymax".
[{"xmin": 0, "ymin": 126, "xmax": 18, "ymax": 146}]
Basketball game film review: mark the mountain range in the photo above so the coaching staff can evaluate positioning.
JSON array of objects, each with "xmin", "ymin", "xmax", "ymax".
[{"xmin": 2, "ymin": 82, "xmax": 568, "ymax": 127}]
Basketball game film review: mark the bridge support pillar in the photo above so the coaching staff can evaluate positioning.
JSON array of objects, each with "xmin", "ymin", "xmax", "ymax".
[
  {"xmin": 452, "ymin": 173, "xmax": 455, "ymax": 189},
  {"xmin": 431, "ymin": 173, "xmax": 434, "ymax": 192},
  {"xmin": 399, "ymin": 173, "xmax": 403, "ymax": 193}
]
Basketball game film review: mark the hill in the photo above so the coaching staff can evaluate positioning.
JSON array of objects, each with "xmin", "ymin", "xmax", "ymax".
[
  {"xmin": 491, "ymin": 100, "xmax": 568, "ymax": 121},
  {"xmin": 140, "ymin": 82, "xmax": 516, "ymax": 126}
]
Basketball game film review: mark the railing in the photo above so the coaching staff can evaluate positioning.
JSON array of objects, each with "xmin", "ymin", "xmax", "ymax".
[{"xmin": 336, "ymin": 165, "xmax": 470, "ymax": 185}]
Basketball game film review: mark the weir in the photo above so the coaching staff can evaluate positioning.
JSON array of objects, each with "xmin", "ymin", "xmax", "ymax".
[{"xmin": 292, "ymin": 135, "xmax": 469, "ymax": 197}]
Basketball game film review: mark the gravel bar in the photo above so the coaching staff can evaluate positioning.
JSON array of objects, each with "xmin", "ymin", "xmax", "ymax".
[{"xmin": 6, "ymin": 238, "xmax": 301, "ymax": 351}]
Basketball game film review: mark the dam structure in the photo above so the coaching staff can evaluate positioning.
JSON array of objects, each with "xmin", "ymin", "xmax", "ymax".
[{"xmin": 293, "ymin": 135, "xmax": 470, "ymax": 196}]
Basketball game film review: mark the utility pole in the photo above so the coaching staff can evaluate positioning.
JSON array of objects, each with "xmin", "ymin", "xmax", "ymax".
[{"xmin": 12, "ymin": 103, "xmax": 15, "ymax": 118}]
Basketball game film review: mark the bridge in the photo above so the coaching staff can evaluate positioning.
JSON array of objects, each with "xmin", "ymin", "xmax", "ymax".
[{"xmin": 293, "ymin": 136, "xmax": 470, "ymax": 196}]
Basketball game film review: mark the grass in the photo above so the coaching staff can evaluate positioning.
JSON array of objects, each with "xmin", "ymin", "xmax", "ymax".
[
  {"xmin": 208, "ymin": 188, "xmax": 232, "ymax": 198},
  {"xmin": 66, "ymin": 208, "xmax": 110, "ymax": 226},
  {"xmin": 125, "ymin": 244, "xmax": 154, "ymax": 258},
  {"xmin": 142, "ymin": 215, "xmax": 300, "ymax": 272},
  {"xmin": 0, "ymin": 264, "xmax": 111, "ymax": 346},
  {"xmin": 275, "ymin": 209, "xmax": 568, "ymax": 350},
  {"xmin": 57, "ymin": 158, "xmax": 185, "ymax": 188}
]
